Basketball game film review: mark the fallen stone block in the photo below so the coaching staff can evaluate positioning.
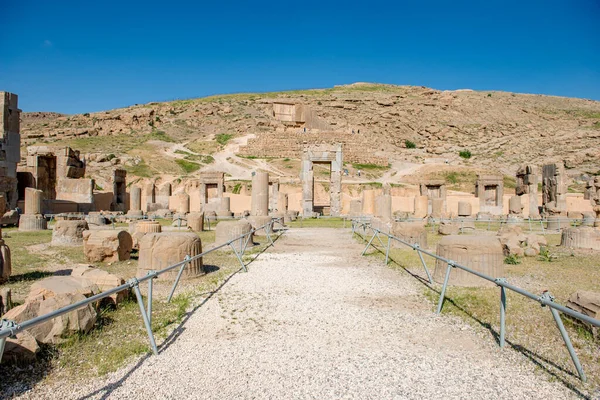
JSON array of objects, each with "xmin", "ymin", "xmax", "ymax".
[
  {"xmin": 51, "ymin": 220, "xmax": 89, "ymax": 246},
  {"xmin": 83, "ymin": 230, "xmax": 133, "ymax": 262},
  {"xmin": 137, "ymin": 232, "xmax": 203, "ymax": 280}
]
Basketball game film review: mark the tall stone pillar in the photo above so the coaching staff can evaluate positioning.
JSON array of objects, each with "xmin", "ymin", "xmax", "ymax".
[
  {"xmin": 330, "ymin": 148, "xmax": 343, "ymax": 217},
  {"xmin": 376, "ymin": 194, "xmax": 392, "ymax": 222},
  {"xmin": 542, "ymin": 163, "xmax": 567, "ymax": 216},
  {"xmin": 130, "ymin": 186, "xmax": 142, "ymax": 211},
  {"xmin": 19, "ymin": 188, "xmax": 47, "ymax": 231},
  {"xmin": 145, "ymin": 184, "xmax": 155, "ymax": 209},
  {"xmin": 0, "ymin": 92, "xmax": 20, "ymax": 209},
  {"xmin": 251, "ymin": 171, "xmax": 269, "ymax": 216},
  {"xmin": 301, "ymin": 160, "xmax": 314, "ymax": 217},
  {"xmin": 269, "ymin": 181, "xmax": 279, "ymax": 211}
]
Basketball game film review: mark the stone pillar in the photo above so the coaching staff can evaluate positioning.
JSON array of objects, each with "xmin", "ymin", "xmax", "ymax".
[
  {"xmin": 217, "ymin": 197, "xmax": 233, "ymax": 218},
  {"xmin": 516, "ymin": 165, "xmax": 539, "ymax": 218},
  {"xmin": 251, "ymin": 171, "xmax": 269, "ymax": 216},
  {"xmin": 0, "ymin": 229, "xmax": 11, "ymax": 284},
  {"xmin": 0, "ymin": 92, "xmax": 20, "ymax": 210},
  {"xmin": 301, "ymin": 159, "xmax": 314, "ymax": 217},
  {"xmin": 176, "ymin": 193, "xmax": 190, "ymax": 214},
  {"xmin": 277, "ymin": 192, "xmax": 288, "ymax": 212},
  {"xmin": 329, "ymin": 147, "xmax": 343, "ymax": 217},
  {"xmin": 24, "ymin": 188, "xmax": 43, "ymax": 215},
  {"xmin": 362, "ymin": 190, "xmax": 376, "ymax": 215},
  {"xmin": 199, "ymin": 183, "xmax": 207, "ymax": 205},
  {"xmin": 414, "ymin": 195, "xmax": 428, "ymax": 218},
  {"xmin": 145, "ymin": 184, "xmax": 155, "ymax": 208},
  {"xmin": 542, "ymin": 163, "xmax": 567, "ymax": 216},
  {"xmin": 269, "ymin": 181, "xmax": 279, "ymax": 211},
  {"xmin": 457, "ymin": 201, "xmax": 472, "ymax": 217},
  {"xmin": 375, "ymin": 194, "xmax": 392, "ymax": 222},
  {"xmin": 156, "ymin": 183, "xmax": 171, "ymax": 209},
  {"xmin": 19, "ymin": 188, "xmax": 47, "ymax": 231},
  {"xmin": 130, "ymin": 186, "xmax": 142, "ymax": 211},
  {"xmin": 187, "ymin": 212, "xmax": 205, "ymax": 232},
  {"xmin": 431, "ymin": 198, "xmax": 445, "ymax": 219}
]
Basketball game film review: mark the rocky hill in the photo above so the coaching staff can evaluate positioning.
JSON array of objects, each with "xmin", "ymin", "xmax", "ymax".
[{"xmin": 20, "ymin": 83, "xmax": 600, "ymax": 190}]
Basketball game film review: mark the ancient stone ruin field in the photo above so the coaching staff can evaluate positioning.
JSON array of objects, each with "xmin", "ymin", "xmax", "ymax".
[{"xmin": 0, "ymin": 85, "xmax": 599, "ymax": 398}]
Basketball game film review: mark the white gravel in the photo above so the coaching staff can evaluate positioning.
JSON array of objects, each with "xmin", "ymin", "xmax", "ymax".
[{"xmin": 15, "ymin": 228, "xmax": 576, "ymax": 399}]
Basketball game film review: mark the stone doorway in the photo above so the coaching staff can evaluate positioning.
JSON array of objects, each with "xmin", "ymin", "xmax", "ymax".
[{"xmin": 301, "ymin": 144, "xmax": 342, "ymax": 217}]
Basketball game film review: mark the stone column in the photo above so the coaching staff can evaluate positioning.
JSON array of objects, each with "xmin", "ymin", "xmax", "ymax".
[
  {"xmin": 301, "ymin": 159, "xmax": 314, "ymax": 217},
  {"xmin": 277, "ymin": 192, "xmax": 288, "ymax": 212},
  {"xmin": 156, "ymin": 183, "xmax": 171, "ymax": 209},
  {"xmin": 362, "ymin": 190, "xmax": 376, "ymax": 215},
  {"xmin": 0, "ymin": 229, "xmax": 11, "ymax": 284},
  {"xmin": 177, "ymin": 193, "xmax": 190, "ymax": 214},
  {"xmin": 414, "ymin": 195, "xmax": 428, "ymax": 218},
  {"xmin": 251, "ymin": 171, "xmax": 269, "ymax": 216},
  {"xmin": 19, "ymin": 188, "xmax": 47, "ymax": 231},
  {"xmin": 130, "ymin": 186, "xmax": 142, "ymax": 211},
  {"xmin": 217, "ymin": 197, "xmax": 233, "ymax": 217},
  {"xmin": 509, "ymin": 196, "xmax": 523, "ymax": 216},
  {"xmin": 145, "ymin": 184, "xmax": 155, "ymax": 208},
  {"xmin": 431, "ymin": 198, "xmax": 445, "ymax": 219},
  {"xmin": 269, "ymin": 181, "xmax": 279, "ymax": 211}
]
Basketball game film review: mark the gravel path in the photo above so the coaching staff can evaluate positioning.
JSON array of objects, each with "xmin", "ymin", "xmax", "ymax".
[{"xmin": 16, "ymin": 228, "xmax": 576, "ymax": 399}]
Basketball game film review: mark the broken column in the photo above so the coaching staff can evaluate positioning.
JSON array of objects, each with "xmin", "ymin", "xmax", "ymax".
[
  {"xmin": 277, "ymin": 192, "xmax": 288, "ymax": 212},
  {"xmin": 145, "ymin": 183, "xmax": 155, "ymax": 210},
  {"xmin": 457, "ymin": 201, "xmax": 472, "ymax": 217},
  {"xmin": 175, "ymin": 192, "xmax": 190, "ymax": 214},
  {"xmin": 542, "ymin": 163, "xmax": 567, "ymax": 216},
  {"xmin": 269, "ymin": 179, "xmax": 279, "ymax": 211},
  {"xmin": 187, "ymin": 212, "xmax": 204, "ymax": 232},
  {"xmin": 217, "ymin": 197, "xmax": 233, "ymax": 218},
  {"xmin": 508, "ymin": 196, "xmax": 523, "ymax": 217},
  {"xmin": 0, "ymin": 229, "xmax": 11, "ymax": 284},
  {"xmin": 251, "ymin": 171, "xmax": 269, "ymax": 216},
  {"xmin": 137, "ymin": 233, "xmax": 203, "ymax": 280},
  {"xmin": 128, "ymin": 185, "xmax": 142, "ymax": 215},
  {"xmin": 0, "ymin": 92, "xmax": 20, "ymax": 210},
  {"xmin": 516, "ymin": 165, "xmax": 539, "ymax": 218},
  {"xmin": 155, "ymin": 183, "xmax": 171, "ymax": 209},
  {"xmin": 19, "ymin": 188, "xmax": 47, "ymax": 231},
  {"xmin": 431, "ymin": 198, "xmax": 446, "ymax": 219}
]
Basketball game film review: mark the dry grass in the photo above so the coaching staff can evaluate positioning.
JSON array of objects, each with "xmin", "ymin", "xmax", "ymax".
[{"xmin": 354, "ymin": 228, "xmax": 600, "ymax": 395}]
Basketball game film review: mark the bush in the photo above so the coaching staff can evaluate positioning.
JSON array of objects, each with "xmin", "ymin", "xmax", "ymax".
[
  {"xmin": 487, "ymin": 93, "xmax": 492, "ymax": 97},
  {"xmin": 83, "ymin": 113, "xmax": 90, "ymax": 117},
  {"xmin": 504, "ymin": 254, "xmax": 521, "ymax": 265},
  {"xmin": 405, "ymin": 140, "xmax": 416, "ymax": 149},
  {"xmin": 459, "ymin": 150, "xmax": 472, "ymax": 159},
  {"xmin": 175, "ymin": 159, "xmax": 201, "ymax": 174},
  {"xmin": 538, "ymin": 246, "xmax": 557, "ymax": 262}
]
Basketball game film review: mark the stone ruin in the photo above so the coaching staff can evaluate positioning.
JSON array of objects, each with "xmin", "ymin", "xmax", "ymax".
[
  {"xmin": 271, "ymin": 100, "xmax": 332, "ymax": 131},
  {"xmin": 515, "ymin": 165, "xmax": 539, "ymax": 218},
  {"xmin": 566, "ymin": 291, "xmax": 600, "ymax": 339},
  {"xmin": 83, "ymin": 230, "xmax": 133, "ymax": 262},
  {"xmin": 0, "ymin": 228, "xmax": 11, "ymax": 284},
  {"xmin": 111, "ymin": 169, "xmax": 127, "ymax": 212},
  {"xmin": 51, "ymin": 220, "xmax": 89, "ymax": 246},
  {"xmin": 542, "ymin": 162, "xmax": 568, "ymax": 216},
  {"xmin": 561, "ymin": 227, "xmax": 600, "ymax": 251},
  {"xmin": 127, "ymin": 185, "xmax": 142, "ymax": 217},
  {"xmin": 420, "ymin": 180, "xmax": 446, "ymax": 218},
  {"xmin": 585, "ymin": 177, "xmax": 600, "ymax": 225},
  {"xmin": 18, "ymin": 146, "xmax": 93, "ymax": 213},
  {"xmin": 198, "ymin": 171, "xmax": 225, "ymax": 210},
  {"xmin": 475, "ymin": 175, "xmax": 503, "ymax": 216},
  {"xmin": 434, "ymin": 235, "xmax": 504, "ymax": 287},
  {"xmin": 0, "ymin": 92, "xmax": 20, "ymax": 211},
  {"xmin": 137, "ymin": 232, "xmax": 203, "ymax": 280},
  {"xmin": 301, "ymin": 144, "xmax": 342, "ymax": 217},
  {"xmin": 215, "ymin": 220, "xmax": 254, "ymax": 252},
  {"xmin": 18, "ymin": 188, "xmax": 47, "ymax": 231}
]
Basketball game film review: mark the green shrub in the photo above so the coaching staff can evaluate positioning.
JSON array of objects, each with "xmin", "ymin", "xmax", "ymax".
[
  {"xmin": 487, "ymin": 93, "xmax": 492, "ymax": 97},
  {"xmin": 504, "ymin": 254, "xmax": 521, "ymax": 265},
  {"xmin": 459, "ymin": 150, "xmax": 472, "ymax": 159},
  {"xmin": 538, "ymin": 246, "xmax": 557, "ymax": 262},
  {"xmin": 405, "ymin": 140, "xmax": 416, "ymax": 149},
  {"xmin": 83, "ymin": 113, "xmax": 90, "ymax": 117}
]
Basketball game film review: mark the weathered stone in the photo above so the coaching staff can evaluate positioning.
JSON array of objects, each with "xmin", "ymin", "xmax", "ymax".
[
  {"xmin": 111, "ymin": 169, "xmax": 127, "ymax": 212},
  {"xmin": 475, "ymin": 175, "xmax": 504, "ymax": 215},
  {"xmin": 71, "ymin": 265, "xmax": 128, "ymax": 305},
  {"xmin": 457, "ymin": 201, "xmax": 472, "ymax": 217},
  {"xmin": 205, "ymin": 210, "xmax": 217, "ymax": 222},
  {"xmin": 349, "ymin": 199, "xmax": 362, "ymax": 217},
  {"xmin": 251, "ymin": 171, "xmax": 269, "ymax": 216},
  {"xmin": 567, "ymin": 211, "xmax": 584, "ymax": 220},
  {"xmin": 217, "ymin": 197, "xmax": 233, "ymax": 218},
  {"xmin": 0, "ymin": 233, "xmax": 11, "ymax": 285},
  {"xmin": 137, "ymin": 233, "xmax": 203, "ymax": 280},
  {"xmin": 362, "ymin": 190, "xmax": 376, "ymax": 215},
  {"xmin": 566, "ymin": 291, "xmax": 600, "ymax": 338},
  {"xmin": 582, "ymin": 212, "xmax": 596, "ymax": 227},
  {"xmin": 215, "ymin": 220, "xmax": 254, "ymax": 252},
  {"xmin": 51, "ymin": 220, "xmax": 89, "ymax": 246},
  {"xmin": 431, "ymin": 198, "xmax": 445, "ymax": 218},
  {"xmin": 284, "ymin": 210, "xmax": 298, "ymax": 223},
  {"xmin": 391, "ymin": 221, "xmax": 427, "ymax": 248},
  {"xmin": 175, "ymin": 192, "xmax": 190, "ymax": 214},
  {"xmin": 135, "ymin": 220, "xmax": 162, "ymax": 233},
  {"xmin": 542, "ymin": 162, "xmax": 568, "ymax": 216},
  {"xmin": 24, "ymin": 187, "xmax": 43, "ymax": 215},
  {"xmin": 413, "ymin": 195, "xmax": 428, "ymax": 218},
  {"xmin": 129, "ymin": 185, "xmax": 142, "ymax": 211},
  {"xmin": 187, "ymin": 212, "xmax": 204, "ymax": 232},
  {"xmin": 18, "ymin": 214, "xmax": 47, "ymax": 231},
  {"xmin": 547, "ymin": 215, "xmax": 569, "ymax": 231},
  {"xmin": 561, "ymin": 227, "xmax": 600, "ymax": 250},
  {"xmin": 509, "ymin": 195, "xmax": 523, "ymax": 215},
  {"xmin": 85, "ymin": 213, "xmax": 108, "ymax": 226},
  {"xmin": 244, "ymin": 216, "xmax": 272, "ymax": 237},
  {"xmin": 4, "ymin": 276, "xmax": 98, "ymax": 344},
  {"xmin": 301, "ymin": 144, "xmax": 343, "ymax": 217},
  {"xmin": 2, "ymin": 330, "xmax": 40, "ymax": 364},
  {"xmin": 0, "ymin": 287, "xmax": 12, "ymax": 316},
  {"xmin": 83, "ymin": 230, "xmax": 133, "ymax": 262},
  {"xmin": 516, "ymin": 164, "xmax": 539, "ymax": 218},
  {"xmin": 375, "ymin": 194, "xmax": 392, "ymax": 222},
  {"xmin": 438, "ymin": 221, "xmax": 460, "ymax": 235},
  {"xmin": 434, "ymin": 236, "xmax": 504, "ymax": 287}
]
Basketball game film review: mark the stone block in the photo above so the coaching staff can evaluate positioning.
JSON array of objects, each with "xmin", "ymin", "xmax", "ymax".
[
  {"xmin": 18, "ymin": 214, "xmax": 47, "ymax": 231},
  {"xmin": 187, "ymin": 212, "xmax": 205, "ymax": 232},
  {"xmin": 82, "ymin": 230, "xmax": 133, "ymax": 262},
  {"xmin": 566, "ymin": 291, "xmax": 600, "ymax": 338},
  {"xmin": 51, "ymin": 220, "xmax": 89, "ymax": 246},
  {"xmin": 438, "ymin": 221, "xmax": 460, "ymax": 235},
  {"xmin": 137, "ymin": 233, "xmax": 203, "ymax": 280},
  {"xmin": 71, "ymin": 265, "xmax": 128, "ymax": 305},
  {"xmin": 215, "ymin": 220, "xmax": 254, "ymax": 252},
  {"xmin": 434, "ymin": 236, "xmax": 504, "ymax": 287},
  {"xmin": 561, "ymin": 227, "xmax": 600, "ymax": 250},
  {"xmin": 391, "ymin": 221, "xmax": 427, "ymax": 248},
  {"xmin": 457, "ymin": 201, "xmax": 471, "ymax": 217}
]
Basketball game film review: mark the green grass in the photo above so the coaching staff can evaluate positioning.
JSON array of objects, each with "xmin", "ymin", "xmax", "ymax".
[
  {"xmin": 174, "ymin": 150, "xmax": 215, "ymax": 165},
  {"xmin": 175, "ymin": 159, "xmax": 201, "ymax": 174},
  {"xmin": 216, "ymin": 133, "xmax": 233, "ymax": 146},
  {"xmin": 148, "ymin": 129, "xmax": 175, "ymax": 143},
  {"xmin": 459, "ymin": 149, "xmax": 472, "ymax": 159},
  {"xmin": 404, "ymin": 140, "xmax": 416, "ymax": 149},
  {"xmin": 287, "ymin": 217, "xmax": 349, "ymax": 228},
  {"xmin": 125, "ymin": 160, "xmax": 153, "ymax": 178},
  {"xmin": 352, "ymin": 163, "xmax": 390, "ymax": 170},
  {"xmin": 503, "ymin": 176, "xmax": 516, "ymax": 189}
]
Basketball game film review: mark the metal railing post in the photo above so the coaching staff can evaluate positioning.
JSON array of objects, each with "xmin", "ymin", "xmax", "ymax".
[
  {"xmin": 147, "ymin": 271, "xmax": 155, "ymax": 326},
  {"xmin": 496, "ymin": 278, "xmax": 507, "ymax": 348},
  {"xmin": 540, "ymin": 291, "xmax": 587, "ymax": 382},
  {"xmin": 361, "ymin": 229, "xmax": 378, "ymax": 256},
  {"xmin": 167, "ymin": 255, "xmax": 191, "ymax": 302},
  {"xmin": 385, "ymin": 236, "xmax": 391, "ymax": 265},
  {"xmin": 265, "ymin": 223, "xmax": 275, "ymax": 247},
  {"xmin": 0, "ymin": 336, "xmax": 5, "ymax": 364},
  {"xmin": 436, "ymin": 261, "xmax": 454, "ymax": 314},
  {"xmin": 230, "ymin": 241, "xmax": 248, "ymax": 272},
  {"xmin": 241, "ymin": 232, "xmax": 252, "ymax": 255},
  {"xmin": 131, "ymin": 280, "xmax": 158, "ymax": 355},
  {"xmin": 414, "ymin": 244, "xmax": 434, "ymax": 284}
]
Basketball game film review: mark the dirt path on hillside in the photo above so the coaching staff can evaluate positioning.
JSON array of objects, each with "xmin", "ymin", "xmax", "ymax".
[{"xmin": 15, "ymin": 228, "xmax": 576, "ymax": 399}]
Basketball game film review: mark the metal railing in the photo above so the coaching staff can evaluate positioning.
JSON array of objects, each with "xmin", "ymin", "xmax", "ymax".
[
  {"xmin": 351, "ymin": 220, "xmax": 600, "ymax": 382},
  {"xmin": 0, "ymin": 219, "xmax": 283, "ymax": 362}
]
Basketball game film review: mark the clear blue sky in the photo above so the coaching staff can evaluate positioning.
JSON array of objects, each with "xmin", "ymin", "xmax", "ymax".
[{"xmin": 1, "ymin": 0, "xmax": 599, "ymax": 114}]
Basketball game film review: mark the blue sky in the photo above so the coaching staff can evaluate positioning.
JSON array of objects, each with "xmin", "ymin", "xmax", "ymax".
[{"xmin": 1, "ymin": 0, "xmax": 598, "ymax": 114}]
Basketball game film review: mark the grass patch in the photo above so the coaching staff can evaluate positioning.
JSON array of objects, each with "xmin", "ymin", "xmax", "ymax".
[
  {"xmin": 125, "ymin": 160, "xmax": 153, "ymax": 178},
  {"xmin": 216, "ymin": 133, "xmax": 233, "ymax": 146},
  {"xmin": 148, "ymin": 130, "xmax": 175, "ymax": 143},
  {"xmin": 459, "ymin": 149, "xmax": 472, "ymax": 159},
  {"xmin": 287, "ymin": 217, "xmax": 349, "ymax": 228},
  {"xmin": 405, "ymin": 140, "xmax": 416, "ymax": 149},
  {"xmin": 352, "ymin": 163, "xmax": 389, "ymax": 170},
  {"xmin": 175, "ymin": 159, "xmax": 201, "ymax": 174}
]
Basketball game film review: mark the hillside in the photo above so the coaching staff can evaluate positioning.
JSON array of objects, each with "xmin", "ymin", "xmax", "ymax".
[{"xmin": 20, "ymin": 83, "xmax": 600, "ymax": 191}]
